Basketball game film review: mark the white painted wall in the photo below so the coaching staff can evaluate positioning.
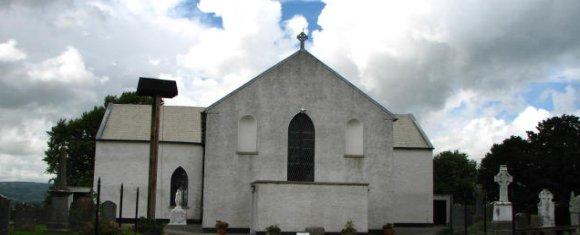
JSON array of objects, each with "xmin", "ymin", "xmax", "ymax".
[
  {"xmin": 250, "ymin": 182, "xmax": 368, "ymax": 233},
  {"xmin": 391, "ymin": 149, "xmax": 433, "ymax": 224},
  {"xmin": 93, "ymin": 141, "xmax": 203, "ymax": 220},
  {"xmin": 204, "ymin": 51, "xmax": 396, "ymax": 230}
]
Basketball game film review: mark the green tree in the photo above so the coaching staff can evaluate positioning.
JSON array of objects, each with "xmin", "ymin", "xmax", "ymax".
[
  {"xmin": 478, "ymin": 136, "xmax": 536, "ymax": 212},
  {"xmin": 434, "ymin": 150, "xmax": 478, "ymax": 204},
  {"xmin": 44, "ymin": 91, "xmax": 152, "ymax": 186},
  {"xmin": 478, "ymin": 115, "xmax": 580, "ymax": 213}
]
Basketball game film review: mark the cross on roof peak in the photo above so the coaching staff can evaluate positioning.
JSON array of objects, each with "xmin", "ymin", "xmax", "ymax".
[{"xmin": 297, "ymin": 32, "xmax": 308, "ymax": 50}]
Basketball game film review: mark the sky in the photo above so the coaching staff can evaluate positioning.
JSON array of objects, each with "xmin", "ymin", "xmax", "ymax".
[{"xmin": 0, "ymin": 0, "xmax": 578, "ymax": 182}]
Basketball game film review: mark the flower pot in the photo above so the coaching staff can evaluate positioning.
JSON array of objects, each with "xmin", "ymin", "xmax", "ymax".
[
  {"xmin": 217, "ymin": 227, "xmax": 227, "ymax": 235},
  {"xmin": 383, "ymin": 227, "xmax": 394, "ymax": 235}
]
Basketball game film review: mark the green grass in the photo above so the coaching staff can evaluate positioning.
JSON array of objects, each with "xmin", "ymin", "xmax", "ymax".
[
  {"xmin": 11, "ymin": 224, "xmax": 77, "ymax": 235},
  {"xmin": 10, "ymin": 224, "xmax": 139, "ymax": 235}
]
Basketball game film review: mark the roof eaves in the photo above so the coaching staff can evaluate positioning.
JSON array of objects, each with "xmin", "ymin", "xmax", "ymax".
[
  {"xmin": 407, "ymin": 114, "xmax": 434, "ymax": 149},
  {"xmin": 96, "ymin": 103, "xmax": 114, "ymax": 140}
]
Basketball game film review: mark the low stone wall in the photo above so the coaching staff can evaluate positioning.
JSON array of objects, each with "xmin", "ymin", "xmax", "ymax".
[{"xmin": 250, "ymin": 181, "xmax": 369, "ymax": 233}]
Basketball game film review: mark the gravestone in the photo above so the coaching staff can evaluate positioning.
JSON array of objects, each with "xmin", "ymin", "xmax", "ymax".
[
  {"xmin": 493, "ymin": 165, "xmax": 513, "ymax": 222},
  {"xmin": 69, "ymin": 197, "xmax": 94, "ymax": 230},
  {"xmin": 169, "ymin": 189, "xmax": 186, "ymax": 225},
  {"xmin": 538, "ymin": 189, "xmax": 555, "ymax": 227},
  {"xmin": 490, "ymin": 165, "xmax": 513, "ymax": 235},
  {"xmin": 101, "ymin": 201, "xmax": 117, "ymax": 223},
  {"xmin": 515, "ymin": 213, "xmax": 529, "ymax": 229},
  {"xmin": 529, "ymin": 214, "xmax": 539, "ymax": 228},
  {"xmin": 0, "ymin": 195, "xmax": 9, "ymax": 235},
  {"xmin": 570, "ymin": 192, "xmax": 580, "ymax": 226},
  {"xmin": 14, "ymin": 203, "xmax": 36, "ymax": 231}
]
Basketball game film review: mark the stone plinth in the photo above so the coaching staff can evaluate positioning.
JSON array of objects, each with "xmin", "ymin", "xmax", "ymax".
[
  {"xmin": 46, "ymin": 189, "xmax": 71, "ymax": 232},
  {"xmin": 250, "ymin": 181, "xmax": 368, "ymax": 233},
  {"xmin": 169, "ymin": 207, "xmax": 187, "ymax": 225},
  {"xmin": 493, "ymin": 201, "xmax": 513, "ymax": 222},
  {"xmin": 490, "ymin": 221, "xmax": 512, "ymax": 235}
]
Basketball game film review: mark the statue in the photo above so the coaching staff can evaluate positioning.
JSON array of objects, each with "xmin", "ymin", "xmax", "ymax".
[
  {"xmin": 175, "ymin": 188, "xmax": 183, "ymax": 209},
  {"xmin": 169, "ymin": 188, "xmax": 187, "ymax": 225},
  {"xmin": 537, "ymin": 189, "xmax": 555, "ymax": 227}
]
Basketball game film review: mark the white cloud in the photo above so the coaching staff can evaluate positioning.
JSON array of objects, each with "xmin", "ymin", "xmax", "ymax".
[
  {"xmin": 0, "ymin": 39, "xmax": 27, "ymax": 62},
  {"xmin": 1, "ymin": 0, "xmax": 580, "ymax": 181},
  {"xmin": 285, "ymin": 15, "xmax": 309, "ymax": 37},
  {"xmin": 27, "ymin": 46, "xmax": 106, "ymax": 84},
  {"xmin": 548, "ymin": 86, "xmax": 578, "ymax": 115}
]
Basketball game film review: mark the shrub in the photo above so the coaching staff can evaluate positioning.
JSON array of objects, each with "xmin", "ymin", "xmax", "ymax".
[
  {"xmin": 341, "ymin": 220, "xmax": 357, "ymax": 235},
  {"xmin": 382, "ymin": 223, "xmax": 393, "ymax": 229},
  {"xmin": 80, "ymin": 220, "xmax": 122, "ymax": 235},
  {"xmin": 266, "ymin": 224, "xmax": 281, "ymax": 235},
  {"xmin": 136, "ymin": 217, "xmax": 165, "ymax": 235}
]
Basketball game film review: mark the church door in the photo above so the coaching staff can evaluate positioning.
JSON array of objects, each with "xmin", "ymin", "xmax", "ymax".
[{"xmin": 287, "ymin": 113, "xmax": 315, "ymax": 182}]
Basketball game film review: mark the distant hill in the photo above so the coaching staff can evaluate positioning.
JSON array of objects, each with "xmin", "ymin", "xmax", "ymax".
[{"xmin": 0, "ymin": 182, "xmax": 51, "ymax": 204}]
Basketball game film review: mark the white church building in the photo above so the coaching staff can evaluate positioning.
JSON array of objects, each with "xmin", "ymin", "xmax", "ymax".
[{"xmin": 93, "ymin": 41, "xmax": 434, "ymax": 233}]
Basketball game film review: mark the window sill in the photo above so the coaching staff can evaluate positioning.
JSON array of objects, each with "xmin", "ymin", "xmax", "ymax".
[
  {"xmin": 237, "ymin": 151, "xmax": 259, "ymax": 155},
  {"xmin": 344, "ymin": 154, "xmax": 364, "ymax": 158}
]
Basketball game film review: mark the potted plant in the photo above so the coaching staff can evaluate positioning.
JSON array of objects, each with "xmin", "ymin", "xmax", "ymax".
[
  {"xmin": 266, "ymin": 224, "xmax": 281, "ymax": 235},
  {"xmin": 341, "ymin": 220, "xmax": 357, "ymax": 235},
  {"xmin": 216, "ymin": 220, "xmax": 229, "ymax": 235},
  {"xmin": 382, "ymin": 223, "xmax": 394, "ymax": 235}
]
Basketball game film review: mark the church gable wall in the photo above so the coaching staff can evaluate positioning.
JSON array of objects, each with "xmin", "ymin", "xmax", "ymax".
[{"xmin": 204, "ymin": 51, "xmax": 396, "ymax": 229}]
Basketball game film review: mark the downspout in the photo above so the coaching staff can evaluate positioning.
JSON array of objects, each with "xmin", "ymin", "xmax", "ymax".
[{"xmin": 200, "ymin": 111, "xmax": 207, "ymax": 224}]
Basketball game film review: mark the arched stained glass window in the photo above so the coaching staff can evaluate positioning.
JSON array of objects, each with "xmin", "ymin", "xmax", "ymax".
[{"xmin": 287, "ymin": 113, "xmax": 315, "ymax": 182}]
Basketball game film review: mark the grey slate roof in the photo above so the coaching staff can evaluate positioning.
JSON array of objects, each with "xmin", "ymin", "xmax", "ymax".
[
  {"xmin": 393, "ymin": 114, "xmax": 433, "ymax": 149},
  {"xmin": 96, "ymin": 104, "xmax": 432, "ymax": 149},
  {"xmin": 96, "ymin": 104, "xmax": 203, "ymax": 143}
]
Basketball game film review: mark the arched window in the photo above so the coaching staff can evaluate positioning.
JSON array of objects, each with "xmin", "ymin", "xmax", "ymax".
[
  {"xmin": 288, "ymin": 113, "xmax": 315, "ymax": 182},
  {"xmin": 346, "ymin": 119, "xmax": 363, "ymax": 156},
  {"xmin": 238, "ymin": 115, "xmax": 257, "ymax": 153},
  {"xmin": 170, "ymin": 167, "xmax": 188, "ymax": 207}
]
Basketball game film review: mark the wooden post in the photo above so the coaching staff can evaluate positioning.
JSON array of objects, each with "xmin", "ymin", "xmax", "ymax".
[{"xmin": 147, "ymin": 96, "xmax": 162, "ymax": 219}]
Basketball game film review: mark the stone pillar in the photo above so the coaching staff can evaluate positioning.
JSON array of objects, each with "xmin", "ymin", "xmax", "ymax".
[{"xmin": 46, "ymin": 150, "xmax": 71, "ymax": 232}]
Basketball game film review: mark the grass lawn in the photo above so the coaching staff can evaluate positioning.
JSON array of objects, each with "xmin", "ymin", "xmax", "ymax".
[{"xmin": 10, "ymin": 224, "xmax": 139, "ymax": 235}]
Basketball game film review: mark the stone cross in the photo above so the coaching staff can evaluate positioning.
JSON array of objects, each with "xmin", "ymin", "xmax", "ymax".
[
  {"xmin": 494, "ymin": 165, "xmax": 512, "ymax": 202},
  {"xmin": 297, "ymin": 32, "xmax": 308, "ymax": 50}
]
